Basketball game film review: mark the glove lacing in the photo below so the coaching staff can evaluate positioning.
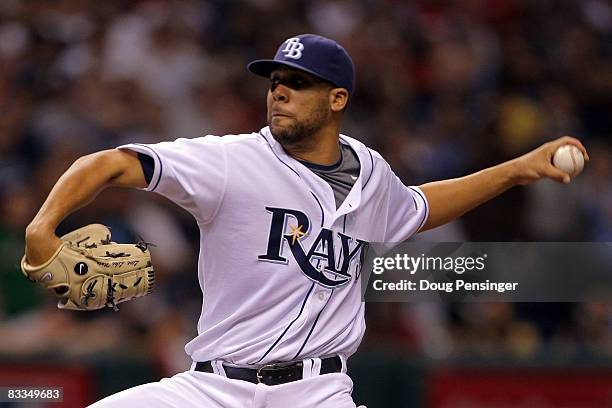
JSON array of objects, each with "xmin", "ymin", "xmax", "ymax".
[{"xmin": 82, "ymin": 280, "xmax": 97, "ymax": 307}]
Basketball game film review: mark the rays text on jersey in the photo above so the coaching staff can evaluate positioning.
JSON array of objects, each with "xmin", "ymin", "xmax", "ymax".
[{"xmin": 258, "ymin": 207, "xmax": 369, "ymax": 288}]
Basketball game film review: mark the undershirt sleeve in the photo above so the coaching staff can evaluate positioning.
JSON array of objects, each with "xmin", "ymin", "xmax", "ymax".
[{"xmin": 137, "ymin": 152, "xmax": 154, "ymax": 185}]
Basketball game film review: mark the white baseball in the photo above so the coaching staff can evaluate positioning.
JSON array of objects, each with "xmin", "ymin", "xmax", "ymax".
[{"xmin": 553, "ymin": 144, "xmax": 584, "ymax": 178}]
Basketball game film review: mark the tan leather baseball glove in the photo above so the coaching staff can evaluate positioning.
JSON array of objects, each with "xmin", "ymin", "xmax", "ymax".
[{"xmin": 21, "ymin": 224, "xmax": 155, "ymax": 311}]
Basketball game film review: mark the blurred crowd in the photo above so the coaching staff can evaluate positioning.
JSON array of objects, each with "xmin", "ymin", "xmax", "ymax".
[{"xmin": 0, "ymin": 0, "xmax": 610, "ymax": 375}]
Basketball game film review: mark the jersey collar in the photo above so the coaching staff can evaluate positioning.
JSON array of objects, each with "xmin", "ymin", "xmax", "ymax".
[{"xmin": 259, "ymin": 127, "xmax": 373, "ymax": 221}]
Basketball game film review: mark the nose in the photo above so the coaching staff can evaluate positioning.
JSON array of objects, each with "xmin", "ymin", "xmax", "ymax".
[{"xmin": 271, "ymin": 83, "xmax": 289, "ymax": 102}]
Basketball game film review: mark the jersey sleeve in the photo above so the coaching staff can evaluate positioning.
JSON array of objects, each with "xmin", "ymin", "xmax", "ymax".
[
  {"xmin": 383, "ymin": 166, "xmax": 429, "ymax": 243},
  {"xmin": 118, "ymin": 136, "xmax": 227, "ymax": 224}
]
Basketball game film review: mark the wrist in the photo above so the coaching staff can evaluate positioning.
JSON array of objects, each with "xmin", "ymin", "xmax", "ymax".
[
  {"xmin": 499, "ymin": 159, "xmax": 523, "ymax": 186},
  {"xmin": 25, "ymin": 221, "xmax": 61, "ymax": 267},
  {"xmin": 25, "ymin": 220, "xmax": 57, "ymax": 241}
]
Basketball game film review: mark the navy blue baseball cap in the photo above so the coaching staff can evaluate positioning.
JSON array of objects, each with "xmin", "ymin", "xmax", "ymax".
[{"xmin": 248, "ymin": 34, "xmax": 355, "ymax": 95}]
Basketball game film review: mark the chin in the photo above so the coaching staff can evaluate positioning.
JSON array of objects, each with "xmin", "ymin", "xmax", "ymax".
[
  {"xmin": 270, "ymin": 125, "xmax": 300, "ymax": 147},
  {"xmin": 269, "ymin": 119, "xmax": 290, "ymax": 136},
  {"xmin": 269, "ymin": 122, "xmax": 283, "ymax": 136},
  {"xmin": 270, "ymin": 125, "xmax": 290, "ymax": 141}
]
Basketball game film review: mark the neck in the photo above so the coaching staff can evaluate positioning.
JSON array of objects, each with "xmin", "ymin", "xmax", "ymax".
[{"xmin": 281, "ymin": 124, "xmax": 341, "ymax": 165}]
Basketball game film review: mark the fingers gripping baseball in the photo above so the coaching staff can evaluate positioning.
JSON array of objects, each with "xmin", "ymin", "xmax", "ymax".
[
  {"xmin": 512, "ymin": 136, "xmax": 589, "ymax": 185},
  {"xmin": 20, "ymin": 224, "xmax": 155, "ymax": 311},
  {"xmin": 551, "ymin": 136, "xmax": 589, "ymax": 161},
  {"xmin": 547, "ymin": 137, "xmax": 588, "ymax": 183},
  {"xmin": 548, "ymin": 164, "xmax": 572, "ymax": 184}
]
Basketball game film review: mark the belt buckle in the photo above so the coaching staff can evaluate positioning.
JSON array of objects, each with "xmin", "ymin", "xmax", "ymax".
[{"xmin": 256, "ymin": 363, "xmax": 277, "ymax": 384}]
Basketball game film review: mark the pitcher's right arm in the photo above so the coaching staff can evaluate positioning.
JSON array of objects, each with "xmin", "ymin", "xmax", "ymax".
[{"xmin": 25, "ymin": 149, "xmax": 147, "ymax": 266}]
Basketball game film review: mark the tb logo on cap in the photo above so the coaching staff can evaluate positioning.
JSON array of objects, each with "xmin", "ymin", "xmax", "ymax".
[{"xmin": 281, "ymin": 37, "xmax": 304, "ymax": 59}]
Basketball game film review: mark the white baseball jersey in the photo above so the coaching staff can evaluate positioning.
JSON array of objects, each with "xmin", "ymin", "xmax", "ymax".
[{"xmin": 119, "ymin": 126, "xmax": 428, "ymax": 366}]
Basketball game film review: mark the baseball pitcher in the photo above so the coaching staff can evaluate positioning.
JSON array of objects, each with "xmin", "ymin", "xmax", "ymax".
[{"xmin": 22, "ymin": 34, "xmax": 588, "ymax": 407}]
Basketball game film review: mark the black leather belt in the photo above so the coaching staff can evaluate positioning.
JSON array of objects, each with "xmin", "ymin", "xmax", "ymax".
[{"xmin": 195, "ymin": 356, "xmax": 342, "ymax": 386}]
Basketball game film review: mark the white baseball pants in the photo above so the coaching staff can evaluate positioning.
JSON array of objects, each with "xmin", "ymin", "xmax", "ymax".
[{"xmin": 88, "ymin": 370, "xmax": 361, "ymax": 408}]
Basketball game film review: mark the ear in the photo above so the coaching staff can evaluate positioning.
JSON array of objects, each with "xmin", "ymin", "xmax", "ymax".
[{"xmin": 329, "ymin": 88, "xmax": 349, "ymax": 112}]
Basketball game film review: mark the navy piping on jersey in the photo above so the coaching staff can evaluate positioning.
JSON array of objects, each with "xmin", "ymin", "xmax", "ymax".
[
  {"xmin": 258, "ymin": 130, "xmax": 331, "ymax": 227},
  {"xmin": 362, "ymin": 149, "xmax": 375, "ymax": 189},
  {"xmin": 134, "ymin": 143, "xmax": 163, "ymax": 191},
  {"xmin": 260, "ymin": 131, "xmax": 301, "ymax": 179},
  {"xmin": 310, "ymin": 192, "xmax": 325, "ymax": 225},
  {"xmin": 333, "ymin": 215, "xmax": 349, "ymax": 276},
  {"xmin": 254, "ymin": 282, "xmax": 315, "ymax": 364},
  {"xmin": 409, "ymin": 195, "xmax": 418, "ymax": 218},
  {"xmin": 309, "ymin": 191, "xmax": 331, "ymax": 286},
  {"xmin": 340, "ymin": 214, "xmax": 348, "ymax": 276},
  {"xmin": 293, "ymin": 289, "xmax": 335, "ymax": 360},
  {"xmin": 408, "ymin": 186, "xmax": 429, "ymax": 232}
]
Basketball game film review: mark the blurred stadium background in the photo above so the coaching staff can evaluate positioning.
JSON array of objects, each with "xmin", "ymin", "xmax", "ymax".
[{"xmin": 0, "ymin": 0, "xmax": 610, "ymax": 407}]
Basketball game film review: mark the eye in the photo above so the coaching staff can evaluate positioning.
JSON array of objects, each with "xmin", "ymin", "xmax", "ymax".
[
  {"xmin": 291, "ymin": 78, "xmax": 304, "ymax": 87},
  {"xmin": 287, "ymin": 77, "xmax": 307, "ymax": 89},
  {"xmin": 270, "ymin": 78, "xmax": 280, "ymax": 92},
  {"xmin": 269, "ymin": 75, "xmax": 311, "ymax": 91}
]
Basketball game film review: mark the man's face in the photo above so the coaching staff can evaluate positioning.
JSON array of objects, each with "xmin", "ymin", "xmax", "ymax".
[{"xmin": 266, "ymin": 68, "xmax": 334, "ymax": 148}]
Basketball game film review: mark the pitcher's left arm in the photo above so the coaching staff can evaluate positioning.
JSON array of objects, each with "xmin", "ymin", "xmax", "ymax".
[{"xmin": 417, "ymin": 136, "xmax": 589, "ymax": 232}]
